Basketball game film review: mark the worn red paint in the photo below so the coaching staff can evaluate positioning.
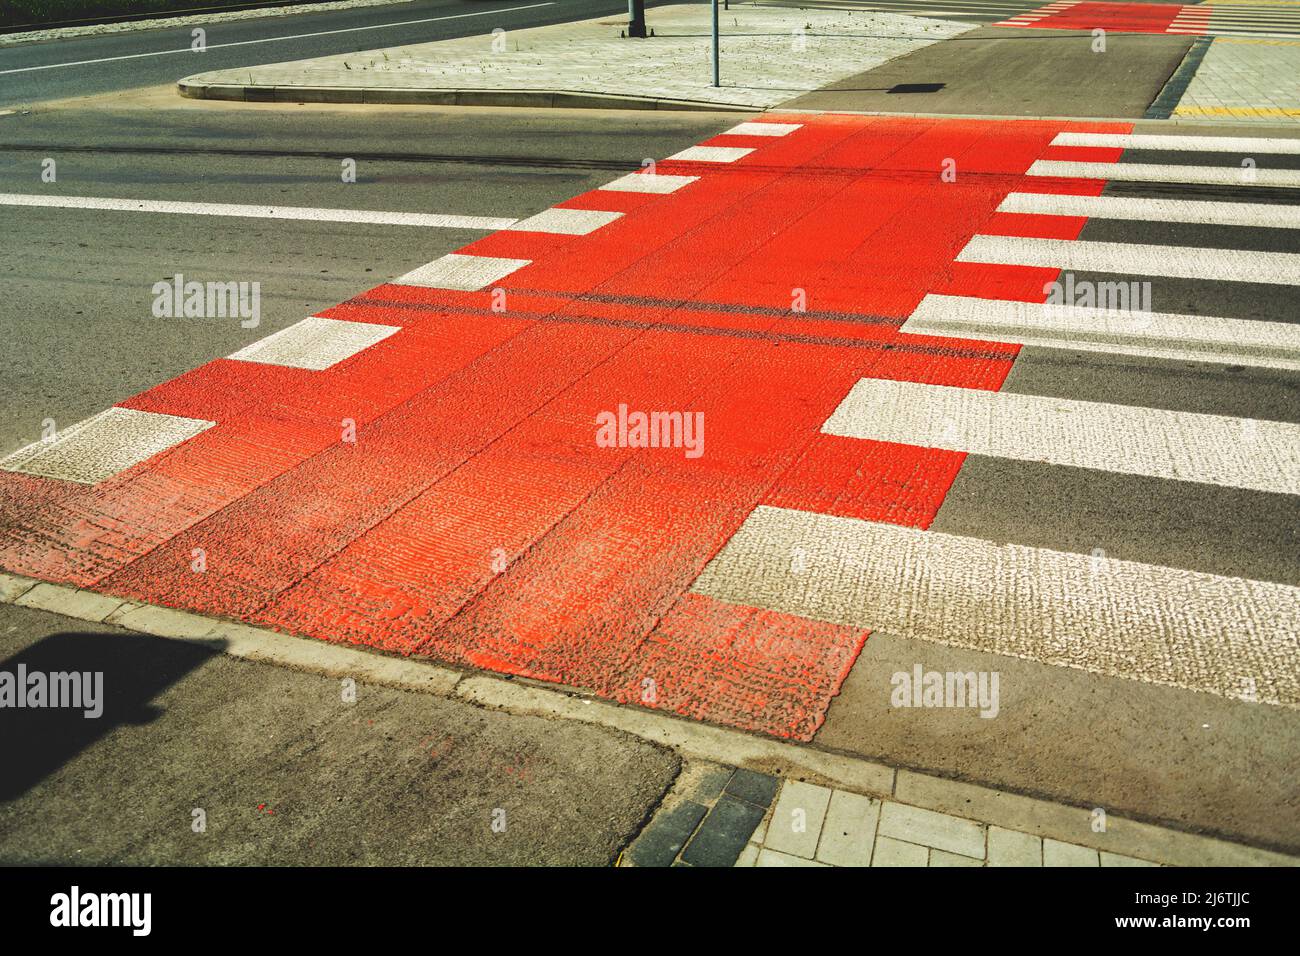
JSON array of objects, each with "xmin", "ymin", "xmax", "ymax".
[
  {"xmin": 1005, "ymin": 2, "xmax": 1192, "ymax": 33},
  {"xmin": 0, "ymin": 116, "xmax": 1131, "ymax": 739}
]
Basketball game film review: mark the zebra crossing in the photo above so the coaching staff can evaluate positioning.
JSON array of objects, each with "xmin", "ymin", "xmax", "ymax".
[
  {"xmin": 994, "ymin": 1, "xmax": 1300, "ymax": 38},
  {"xmin": 748, "ymin": 0, "xmax": 1300, "ymax": 38},
  {"xmin": 1170, "ymin": 2, "xmax": 1300, "ymax": 38},
  {"xmin": 903, "ymin": 129, "xmax": 1300, "ymax": 368},
  {"xmin": 698, "ymin": 125, "xmax": 1300, "ymax": 712},
  {"xmin": 1, "ymin": 115, "xmax": 1296, "ymax": 738}
]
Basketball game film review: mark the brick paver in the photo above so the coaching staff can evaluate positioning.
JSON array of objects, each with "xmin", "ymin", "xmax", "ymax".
[
  {"xmin": 733, "ymin": 780, "xmax": 1172, "ymax": 868},
  {"xmin": 988, "ymin": 826, "xmax": 1044, "ymax": 867},
  {"xmin": 624, "ymin": 765, "xmax": 1289, "ymax": 867},
  {"xmin": 1175, "ymin": 37, "xmax": 1300, "ymax": 122},
  {"xmin": 765, "ymin": 780, "xmax": 833, "ymax": 859},
  {"xmin": 815, "ymin": 790, "xmax": 880, "ymax": 867}
]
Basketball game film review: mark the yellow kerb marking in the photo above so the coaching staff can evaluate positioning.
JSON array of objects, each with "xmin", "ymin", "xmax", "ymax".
[{"xmin": 1175, "ymin": 105, "xmax": 1300, "ymax": 117}]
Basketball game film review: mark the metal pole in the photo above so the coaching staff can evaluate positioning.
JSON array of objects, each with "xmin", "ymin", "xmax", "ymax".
[
  {"xmin": 628, "ymin": 0, "xmax": 646, "ymax": 38},
  {"xmin": 711, "ymin": 0, "xmax": 719, "ymax": 87}
]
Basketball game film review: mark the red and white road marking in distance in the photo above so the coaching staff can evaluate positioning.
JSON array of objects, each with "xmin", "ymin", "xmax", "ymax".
[
  {"xmin": 0, "ymin": 115, "xmax": 1137, "ymax": 740},
  {"xmin": 995, "ymin": 2, "xmax": 1299, "ymax": 37}
]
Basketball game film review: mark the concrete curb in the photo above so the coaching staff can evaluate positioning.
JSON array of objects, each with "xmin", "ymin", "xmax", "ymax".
[
  {"xmin": 772, "ymin": 106, "xmax": 1300, "ymax": 129},
  {"xmin": 2, "ymin": 569, "xmax": 1296, "ymax": 866},
  {"xmin": 173, "ymin": 78, "xmax": 1300, "ymax": 128},
  {"xmin": 176, "ymin": 79, "xmax": 763, "ymax": 112},
  {"xmin": 1145, "ymin": 35, "xmax": 1215, "ymax": 120}
]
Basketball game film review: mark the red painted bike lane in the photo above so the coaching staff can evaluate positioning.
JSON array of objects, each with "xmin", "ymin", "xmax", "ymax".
[
  {"xmin": 0, "ymin": 114, "xmax": 1129, "ymax": 739},
  {"xmin": 1008, "ymin": 2, "xmax": 1189, "ymax": 33}
]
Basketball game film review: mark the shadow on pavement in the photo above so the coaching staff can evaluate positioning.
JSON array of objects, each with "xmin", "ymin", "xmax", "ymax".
[{"xmin": 0, "ymin": 631, "xmax": 221, "ymax": 801}]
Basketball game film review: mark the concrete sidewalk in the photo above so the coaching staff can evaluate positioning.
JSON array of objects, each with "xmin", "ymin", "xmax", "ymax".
[
  {"xmin": 174, "ymin": 2, "xmax": 1300, "ymax": 122},
  {"xmin": 3, "ymin": 571, "xmax": 1296, "ymax": 867},
  {"xmin": 783, "ymin": 26, "xmax": 1194, "ymax": 118},
  {"xmin": 178, "ymin": 3, "xmax": 974, "ymax": 109},
  {"xmin": 1172, "ymin": 37, "xmax": 1300, "ymax": 123}
]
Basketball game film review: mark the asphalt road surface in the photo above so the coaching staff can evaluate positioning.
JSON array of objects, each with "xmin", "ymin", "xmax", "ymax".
[
  {"xmin": 0, "ymin": 90, "xmax": 739, "ymax": 454},
  {"xmin": 0, "ymin": 0, "xmax": 641, "ymax": 108},
  {"xmin": 0, "ymin": 0, "xmax": 1296, "ymax": 861}
]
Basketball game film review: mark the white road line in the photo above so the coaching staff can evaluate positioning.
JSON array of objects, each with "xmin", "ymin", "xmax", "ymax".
[
  {"xmin": 723, "ymin": 122, "xmax": 803, "ymax": 137},
  {"xmin": 0, "ymin": 3, "xmax": 556, "ymax": 75},
  {"xmin": 1195, "ymin": 29, "xmax": 1300, "ymax": 37},
  {"xmin": 820, "ymin": 377, "xmax": 1300, "ymax": 494},
  {"xmin": 957, "ymin": 234, "xmax": 1300, "ymax": 285},
  {"xmin": 0, "ymin": 192, "xmax": 516, "ymax": 230},
  {"xmin": 690, "ymin": 506, "xmax": 1300, "ymax": 706},
  {"xmin": 228, "ymin": 316, "xmax": 400, "ymax": 370},
  {"xmin": 505, "ymin": 207, "xmax": 622, "ymax": 235},
  {"xmin": 1027, "ymin": 159, "xmax": 1300, "ymax": 188},
  {"xmin": 1196, "ymin": 30, "xmax": 1300, "ymax": 36},
  {"xmin": 599, "ymin": 172, "xmax": 698, "ymax": 194},
  {"xmin": 0, "ymin": 407, "xmax": 214, "ymax": 485},
  {"xmin": 1203, "ymin": 13, "xmax": 1300, "ymax": 20},
  {"xmin": 998, "ymin": 191, "xmax": 1300, "ymax": 229},
  {"xmin": 1051, "ymin": 132, "xmax": 1300, "ymax": 154},
  {"xmin": 665, "ymin": 146, "xmax": 755, "ymax": 163},
  {"xmin": 392, "ymin": 253, "xmax": 531, "ymax": 291},
  {"xmin": 902, "ymin": 293, "xmax": 1300, "ymax": 371}
]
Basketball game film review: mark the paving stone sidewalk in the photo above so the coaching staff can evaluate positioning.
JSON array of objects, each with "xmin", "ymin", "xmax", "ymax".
[
  {"xmin": 178, "ymin": 3, "xmax": 973, "ymax": 109},
  {"xmin": 1174, "ymin": 37, "xmax": 1300, "ymax": 123},
  {"xmin": 621, "ymin": 763, "xmax": 1300, "ymax": 868}
]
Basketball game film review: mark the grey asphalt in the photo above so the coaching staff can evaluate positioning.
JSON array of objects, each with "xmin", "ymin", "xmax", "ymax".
[
  {"xmin": 0, "ymin": 90, "xmax": 741, "ymax": 457},
  {"xmin": 0, "ymin": 601, "xmax": 679, "ymax": 864},
  {"xmin": 817, "ymin": 627, "xmax": 1300, "ymax": 854},
  {"xmin": 0, "ymin": 0, "xmax": 648, "ymax": 109},
  {"xmin": 1, "ymin": 3, "xmax": 1297, "ymax": 864},
  {"xmin": 782, "ymin": 27, "xmax": 1195, "ymax": 117}
]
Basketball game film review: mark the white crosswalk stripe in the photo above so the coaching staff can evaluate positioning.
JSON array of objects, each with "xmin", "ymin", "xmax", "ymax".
[
  {"xmin": 1050, "ymin": 132, "xmax": 1300, "ymax": 154},
  {"xmin": 902, "ymin": 293, "xmax": 1300, "ymax": 370},
  {"xmin": 957, "ymin": 235, "xmax": 1300, "ymax": 284},
  {"xmin": 821, "ymin": 378, "xmax": 1300, "ymax": 494},
  {"xmin": 691, "ymin": 507, "xmax": 1300, "ymax": 706},
  {"xmin": 998, "ymin": 191, "xmax": 1300, "ymax": 228},
  {"xmin": 1027, "ymin": 160, "xmax": 1300, "ymax": 188}
]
